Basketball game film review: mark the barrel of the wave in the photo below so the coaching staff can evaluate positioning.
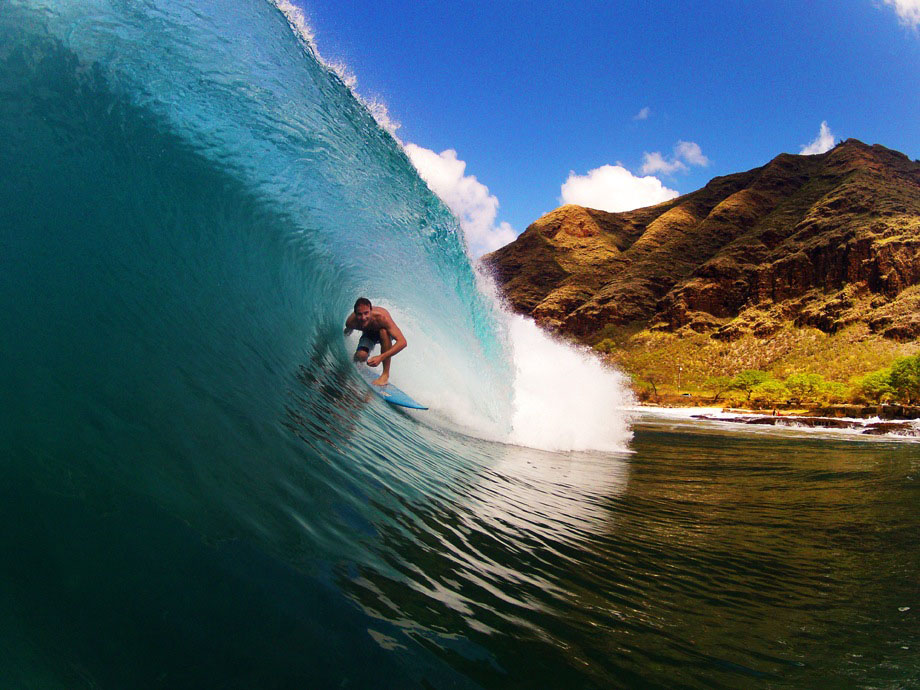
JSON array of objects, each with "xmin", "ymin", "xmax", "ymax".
[{"xmin": 1, "ymin": 0, "xmax": 516, "ymax": 428}]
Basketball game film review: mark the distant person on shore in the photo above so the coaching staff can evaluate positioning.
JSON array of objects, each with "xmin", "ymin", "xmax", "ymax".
[{"xmin": 343, "ymin": 297, "xmax": 407, "ymax": 386}]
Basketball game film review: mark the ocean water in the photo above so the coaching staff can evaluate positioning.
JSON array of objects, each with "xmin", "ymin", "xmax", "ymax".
[{"xmin": 2, "ymin": 1, "xmax": 918, "ymax": 688}]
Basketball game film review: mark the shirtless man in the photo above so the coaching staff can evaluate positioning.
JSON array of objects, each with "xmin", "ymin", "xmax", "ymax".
[{"xmin": 343, "ymin": 297, "xmax": 407, "ymax": 386}]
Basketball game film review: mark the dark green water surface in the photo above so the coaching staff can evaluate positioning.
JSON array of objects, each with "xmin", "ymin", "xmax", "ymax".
[{"xmin": 2, "ymin": 418, "xmax": 917, "ymax": 689}]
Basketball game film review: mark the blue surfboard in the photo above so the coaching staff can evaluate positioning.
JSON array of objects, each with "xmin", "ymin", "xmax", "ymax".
[{"xmin": 355, "ymin": 364, "xmax": 428, "ymax": 410}]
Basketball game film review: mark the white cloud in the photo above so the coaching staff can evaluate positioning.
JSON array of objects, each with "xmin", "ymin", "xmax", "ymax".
[
  {"xmin": 560, "ymin": 164, "xmax": 679, "ymax": 212},
  {"xmin": 640, "ymin": 140, "xmax": 709, "ymax": 175},
  {"xmin": 634, "ymin": 106, "xmax": 651, "ymax": 121},
  {"xmin": 640, "ymin": 151, "xmax": 688, "ymax": 175},
  {"xmin": 675, "ymin": 140, "xmax": 710, "ymax": 167},
  {"xmin": 404, "ymin": 144, "xmax": 517, "ymax": 257},
  {"xmin": 800, "ymin": 121, "xmax": 836, "ymax": 155},
  {"xmin": 883, "ymin": 0, "xmax": 920, "ymax": 28}
]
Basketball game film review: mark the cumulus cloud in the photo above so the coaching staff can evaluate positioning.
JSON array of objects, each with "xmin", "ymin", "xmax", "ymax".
[
  {"xmin": 404, "ymin": 144, "xmax": 517, "ymax": 257},
  {"xmin": 800, "ymin": 121, "xmax": 836, "ymax": 155},
  {"xmin": 559, "ymin": 164, "xmax": 679, "ymax": 212},
  {"xmin": 634, "ymin": 106, "xmax": 651, "ymax": 121},
  {"xmin": 882, "ymin": 0, "xmax": 920, "ymax": 28},
  {"xmin": 674, "ymin": 140, "xmax": 710, "ymax": 167},
  {"xmin": 640, "ymin": 151, "xmax": 687, "ymax": 175},
  {"xmin": 640, "ymin": 140, "xmax": 709, "ymax": 175}
]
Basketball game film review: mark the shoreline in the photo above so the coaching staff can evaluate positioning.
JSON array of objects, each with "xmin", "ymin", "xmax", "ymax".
[
  {"xmin": 637, "ymin": 400, "xmax": 920, "ymax": 421},
  {"xmin": 634, "ymin": 404, "xmax": 920, "ymax": 438}
]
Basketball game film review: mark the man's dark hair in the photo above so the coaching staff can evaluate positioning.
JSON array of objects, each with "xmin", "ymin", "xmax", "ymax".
[{"xmin": 354, "ymin": 297, "xmax": 372, "ymax": 312}]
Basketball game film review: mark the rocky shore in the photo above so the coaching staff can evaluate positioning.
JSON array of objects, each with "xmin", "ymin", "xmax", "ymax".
[{"xmin": 690, "ymin": 412, "xmax": 920, "ymax": 436}]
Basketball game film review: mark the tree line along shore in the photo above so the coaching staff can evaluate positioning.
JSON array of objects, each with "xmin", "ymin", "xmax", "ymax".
[{"xmin": 592, "ymin": 324, "xmax": 920, "ymax": 417}]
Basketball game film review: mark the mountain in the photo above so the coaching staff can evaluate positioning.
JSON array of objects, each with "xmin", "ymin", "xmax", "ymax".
[{"xmin": 484, "ymin": 140, "xmax": 920, "ymax": 344}]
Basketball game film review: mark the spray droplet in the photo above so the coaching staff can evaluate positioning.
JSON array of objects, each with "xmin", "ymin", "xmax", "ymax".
[{"xmin": 898, "ymin": 606, "xmax": 910, "ymax": 612}]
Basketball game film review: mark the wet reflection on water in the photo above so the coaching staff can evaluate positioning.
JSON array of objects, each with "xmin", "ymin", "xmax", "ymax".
[{"xmin": 333, "ymin": 423, "xmax": 919, "ymax": 688}]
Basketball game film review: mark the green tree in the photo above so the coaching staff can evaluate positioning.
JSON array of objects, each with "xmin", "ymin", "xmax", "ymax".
[
  {"xmin": 593, "ymin": 338, "xmax": 616, "ymax": 355},
  {"xmin": 704, "ymin": 376, "xmax": 734, "ymax": 403},
  {"xmin": 818, "ymin": 381, "xmax": 848, "ymax": 405},
  {"xmin": 889, "ymin": 355, "xmax": 920, "ymax": 404},
  {"xmin": 784, "ymin": 373, "xmax": 825, "ymax": 404},
  {"xmin": 629, "ymin": 371, "xmax": 663, "ymax": 403},
  {"xmin": 729, "ymin": 370, "xmax": 770, "ymax": 402},
  {"xmin": 722, "ymin": 389, "xmax": 749, "ymax": 407},
  {"xmin": 750, "ymin": 380, "xmax": 789, "ymax": 408},
  {"xmin": 853, "ymin": 369, "xmax": 894, "ymax": 404}
]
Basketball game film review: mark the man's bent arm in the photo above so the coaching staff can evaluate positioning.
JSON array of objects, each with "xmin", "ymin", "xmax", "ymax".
[
  {"xmin": 381, "ymin": 324, "xmax": 407, "ymax": 358},
  {"xmin": 343, "ymin": 313, "xmax": 356, "ymax": 336},
  {"xmin": 377, "ymin": 329, "xmax": 406, "ymax": 362}
]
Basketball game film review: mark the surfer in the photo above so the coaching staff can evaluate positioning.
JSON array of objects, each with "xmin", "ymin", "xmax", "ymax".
[{"xmin": 343, "ymin": 297, "xmax": 407, "ymax": 386}]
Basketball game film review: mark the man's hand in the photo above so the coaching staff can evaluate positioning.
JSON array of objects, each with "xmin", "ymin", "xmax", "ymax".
[
  {"xmin": 366, "ymin": 355, "xmax": 382, "ymax": 367},
  {"xmin": 344, "ymin": 327, "xmax": 353, "ymax": 336}
]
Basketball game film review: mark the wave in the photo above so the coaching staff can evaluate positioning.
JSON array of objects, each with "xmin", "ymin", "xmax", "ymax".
[
  {"xmin": 2, "ymin": 0, "xmax": 632, "ymax": 453},
  {"xmin": 0, "ymin": 2, "xmax": 632, "ymax": 684}
]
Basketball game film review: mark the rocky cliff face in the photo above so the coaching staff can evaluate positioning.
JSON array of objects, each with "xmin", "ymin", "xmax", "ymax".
[{"xmin": 484, "ymin": 140, "xmax": 920, "ymax": 342}]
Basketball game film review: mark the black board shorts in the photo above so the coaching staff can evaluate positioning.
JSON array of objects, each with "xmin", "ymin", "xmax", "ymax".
[{"xmin": 356, "ymin": 331, "xmax": 381, "ymax": 353}]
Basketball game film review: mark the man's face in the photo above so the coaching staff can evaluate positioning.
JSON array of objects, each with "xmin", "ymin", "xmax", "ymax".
[{"xmin": 355, "ymin": 304, "xmax": 371, "ymax": 327}]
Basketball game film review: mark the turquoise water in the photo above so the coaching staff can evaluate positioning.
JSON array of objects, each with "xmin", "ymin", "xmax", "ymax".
[{"xmin": 2, "ymin": 1, "xmax": 918, "ymax": 687}]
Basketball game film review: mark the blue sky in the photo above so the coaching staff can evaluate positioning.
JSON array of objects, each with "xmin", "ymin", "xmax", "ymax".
[{"xmin": 288, "ymin": 0, "xmax": 920, "ymax": 255}]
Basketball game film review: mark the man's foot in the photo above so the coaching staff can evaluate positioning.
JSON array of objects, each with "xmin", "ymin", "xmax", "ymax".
[{"xmin": 372, "ymin": 374, "xmax": 389, "ymax": 386}]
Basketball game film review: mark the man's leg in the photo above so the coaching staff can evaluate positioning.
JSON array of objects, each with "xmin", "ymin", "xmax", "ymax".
[
  {"xmin": 373, "ymin": 329, "xmax": 392, "ymax": 386},
  {"xmin": 355, "ymin": 332, "xmax": 376, "ymax": 362}
]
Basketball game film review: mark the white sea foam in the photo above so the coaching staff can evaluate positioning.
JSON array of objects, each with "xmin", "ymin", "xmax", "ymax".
[
  {"xmin": 349, "ymin": 305, "xmax": 636, "ymax": 454},
  {"xmin": 504, "ymin": 315, "xmax": 635, "ymax": 453},
  {"xmin": 460, "ymin": 268, "xmax": 637, "ymax": 454},
  {"xmin": 268, "ymin": 0, "xmax": 316, "ymax": 51}
]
